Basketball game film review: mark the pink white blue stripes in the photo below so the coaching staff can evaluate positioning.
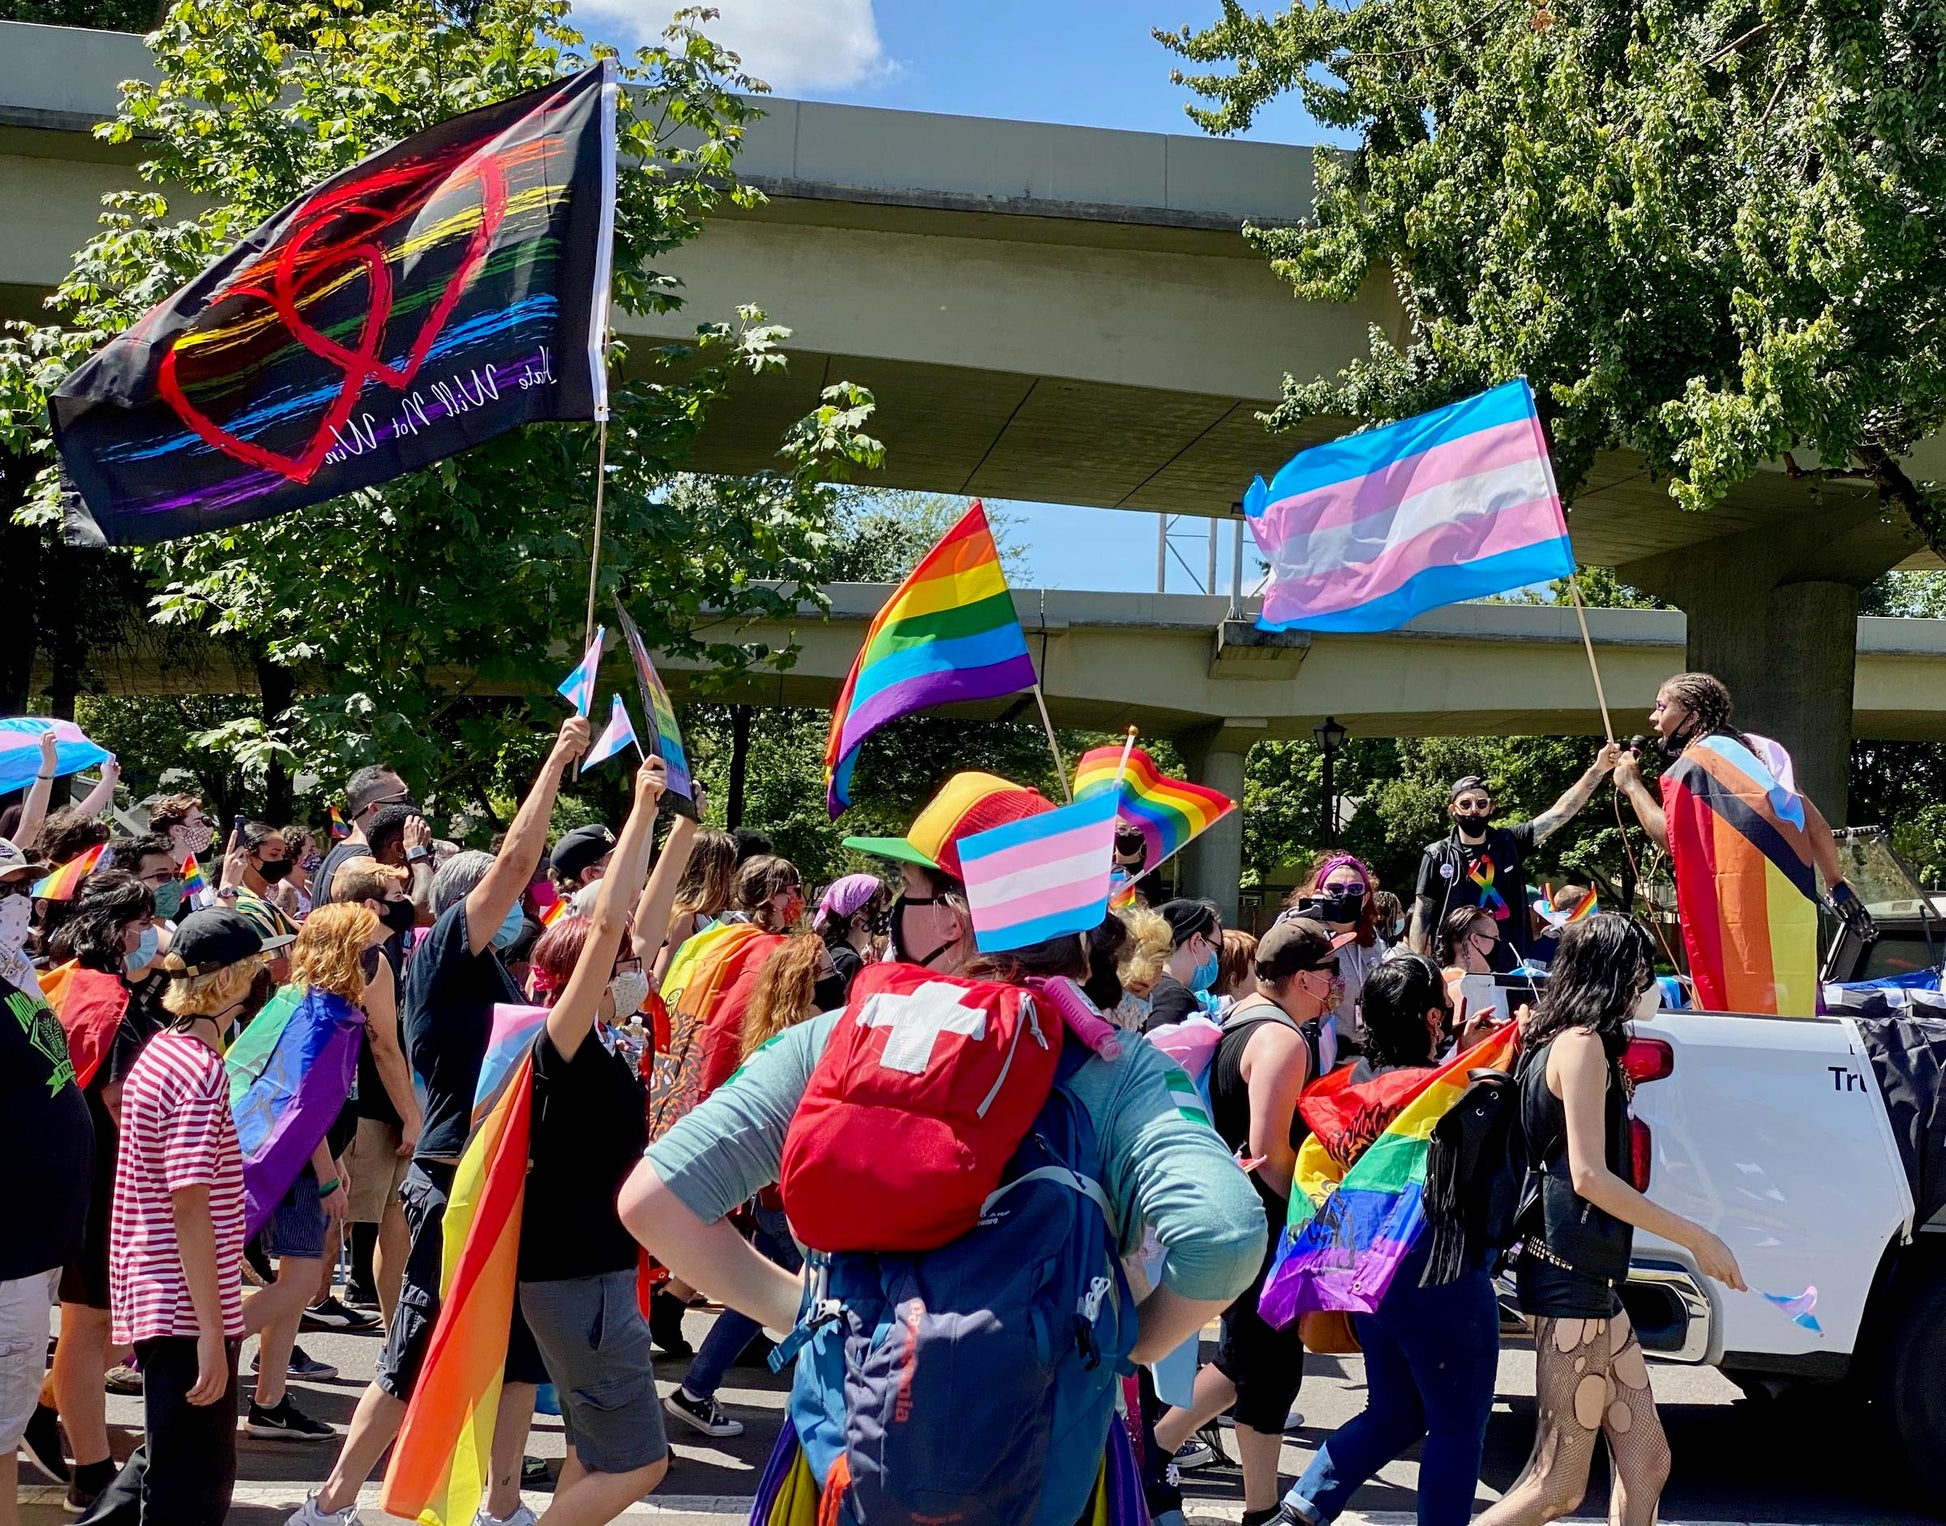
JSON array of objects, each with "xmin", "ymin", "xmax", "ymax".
[
  {"xmin": 1243, "ymin": 380, "xmax": 1574, "ymax": 632},
  {"xmin": 585, "ymin": 694, "xmax": 637, "ymax": 768},
  {"xmin": 0, "ymin": 717, "xmax": 109, "ymax": 798},
  {"xmin": 557, "ymin": 627, "xmax": 603, "ymax": 717},
  {"xmin": 960, "ymin": 791, "xmax": 1118, "ymax": 953}
]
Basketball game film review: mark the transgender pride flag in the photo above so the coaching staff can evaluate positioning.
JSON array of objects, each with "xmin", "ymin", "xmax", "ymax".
[
  {"xmin": 1244, "ymin": 379, "xmax": 1574, "ymax": 632},
  {"xmin": 960, "ymin": 790, "xmax": 1118, "ymax": 954}
]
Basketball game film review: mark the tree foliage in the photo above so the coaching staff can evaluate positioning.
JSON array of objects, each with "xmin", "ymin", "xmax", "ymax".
[
  {"xmin": 0, "ymin": 0, "xmax": 881, "ymax": 813},
  {"xmin": 1160, "ymin": 0, "xmax": 1946, "ymax": 543}
]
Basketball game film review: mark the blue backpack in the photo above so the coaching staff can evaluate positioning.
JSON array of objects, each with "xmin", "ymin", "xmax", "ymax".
[{"xmin": 770, "ymin": 1040, "xmax": 1136, "ymax": 1526}]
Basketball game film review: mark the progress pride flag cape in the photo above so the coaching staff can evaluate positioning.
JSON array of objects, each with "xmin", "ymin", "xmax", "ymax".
[{"xmin": 52, "ymin": 63, "xmax": 617, "ymax": 547}]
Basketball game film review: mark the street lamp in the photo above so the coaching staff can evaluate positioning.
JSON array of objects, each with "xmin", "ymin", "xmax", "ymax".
[{"xmin": 1314, "ymin": 715, "xmax": 1348, "ymax": 845}]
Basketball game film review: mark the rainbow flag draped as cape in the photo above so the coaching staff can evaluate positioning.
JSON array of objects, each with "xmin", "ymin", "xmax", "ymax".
[
  {"xmin": 39, "ymin": 961, "xmax": 129, "ymax": 1091},
  {"xmin": 823, "ymin": 501, "xmax": 1037, "ymax": 816},
  {"xmin": 1072, "ymin": 745, "xmax": 1234, "ymax": 869},
  {"xmin": 648, "ymin": 920, "xmax": 773, "ymax": 1140},
  {"xmin": 382, "ymin": 1003, "xmax": 547, "ymax": 1526},
  {"xmin": 1258, "ymin": 1026, "xmax": 1519, "ymax": 1326},
  {"xmin": 1661, "ymin": 733, "xmax": 1820, "ymax": 1016},
  {"xmin": 226, "ymin": 985, "xmax": 365, "ymax": 1238}
]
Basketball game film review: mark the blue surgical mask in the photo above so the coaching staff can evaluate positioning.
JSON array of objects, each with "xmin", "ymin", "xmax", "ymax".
[
  {"xmin": 490, "ymin": 904, "xmax": 526, "ymax": 952},
  {"xmin": 125, "ymin": 925, "xmax": 160, "ymax": 974},
  {"xmin": 1188, "ymin": 949, "xmax": 1220, "ymax": 993}
]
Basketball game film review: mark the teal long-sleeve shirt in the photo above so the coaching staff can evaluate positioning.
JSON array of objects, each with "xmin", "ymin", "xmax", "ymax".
[{"xmin": 643, "ymin": 1011, "xmax": 1267, "ymax": 1306}]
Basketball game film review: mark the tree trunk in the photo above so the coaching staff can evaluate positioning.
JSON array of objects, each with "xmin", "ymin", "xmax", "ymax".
[
  {"xmin": 727, "ymin": 704, "xmax": 751, "ymax": 830},
  {"xmin": 257, "ymin": 656, "xmax": 298, "ymax": 824}
]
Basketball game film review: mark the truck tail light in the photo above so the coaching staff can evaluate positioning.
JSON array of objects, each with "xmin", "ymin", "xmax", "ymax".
[
  {"xmin": 1629, "ymin": 1119, "xmax": 1653, "ymax": 1192},
  {"xmin": 1623, "ymin": 1037, "xmax": 1674, "ymax": 1085}
]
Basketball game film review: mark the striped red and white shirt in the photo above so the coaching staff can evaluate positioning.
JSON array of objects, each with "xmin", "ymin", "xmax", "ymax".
[{"xmin": 109, "ymin": 1029, "xmax": 246, "ymax": 1345}]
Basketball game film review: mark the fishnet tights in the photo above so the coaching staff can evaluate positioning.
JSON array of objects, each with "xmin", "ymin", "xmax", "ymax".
[{"xmin": 1477, "ymin": 1312, "xmax": 1672, "ymax": 1526}]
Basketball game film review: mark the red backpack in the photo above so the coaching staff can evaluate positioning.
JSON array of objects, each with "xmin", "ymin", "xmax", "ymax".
[{"xmin": 780, "ymin": 962, "xmax": 1059, "ymax": 1253}]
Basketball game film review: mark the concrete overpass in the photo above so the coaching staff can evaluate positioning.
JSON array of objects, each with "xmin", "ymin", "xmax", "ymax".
[{"xmin": 1, "ymin": 20, "xmax": 1941, "ymax": 824}]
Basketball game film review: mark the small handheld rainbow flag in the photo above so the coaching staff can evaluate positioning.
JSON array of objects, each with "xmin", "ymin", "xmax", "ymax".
[
  {"xmin": 614, "ymin": 600, "xmax": 697, "ymax": 817},
  {"xmin": 824, "ymin": 501, "xmax": 1037, "ymax": 817},
  {"xmin": 179, "ymin": 852, "xmax": 207, "ymax": 900},
  {"xmin": 1072, "ymin": 745, "xmax": 1234, "ymax": 872},
  {"xmin": 328, "ymin": 805, "xmax": 351, "ymax": 841},
  {"xmin": 32, "ymin": 842, "xmax": 106, "ymax": 901},
  {"xmin": 556, "ymin": 626, "xmax": 604, "ymax": 718},
  {"xmin": 960, "ymin": 791, "xmax": 1118, "ymax": 953}
]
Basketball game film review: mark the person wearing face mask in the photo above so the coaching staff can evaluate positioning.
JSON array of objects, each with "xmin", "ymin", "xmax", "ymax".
[
  {"xmin": 811, "ymin": 872, "xmax": 886, "ymax": 1010},
  {"xmin": 1152, "ymin": 916, "xmax": 1350, "ymax": 1524},
  {"xmin": 728, "ymin": 855, "xmax": 806, "ymax": 935},
  {"xmin": 1289, "ymin": 853, "xmax": 1388, "ymax": 1050},
  {"xmin": 1408, "ymin": 754, "xmax": 1620, "ymax": 969},
  {"xmin": 290, "ymin": 713, "xmax": 588, "ymax": 1526},
  {"xmin": 1140, "ymin": 898, "xmax": 1224, "ymax": 1033},
  {"xmin": 842, "ymin": 771, "xmax": 1055, "ymax": 976},
  {"xmin": 1371, "ymin": 890, "xmax": 1406, "ymax": 949},
  {"xmin": 218, "ymin": 822, "xmax": 301, "ymax": 974},
  {"xmin": 513, "ymin": 755, "xmax": 677, "ymax": 1525},
  {"xmin": 37, "ymin": 872, "xmax": 160, "ymax": 1513},
  {"xmin": 1611, "ymin": 670, "xmax": 1866, "ymax": 1016},
  {"xmin": 1271, "ymin": 954, "xmax": 1501, "ymax": 1526},
  {"xmin": 329, "ymin": 862, "xmax": 424, "ymax": 1327},
  {"xmin": 0, "ymin": 837, "xmax": 93, "ymax": 1526},
  {"xmin": 311, "ymin": 765, "xmax": 417, "ymax": 907},
  {"xmin": 146, "ymin": 793, "xmax": 214, "ymax": 875}
]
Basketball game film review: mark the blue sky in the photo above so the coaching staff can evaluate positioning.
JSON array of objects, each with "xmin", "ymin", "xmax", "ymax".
[{"xmin": 570, "ymin": 1, "xmax": 1333, "ymax": 591}]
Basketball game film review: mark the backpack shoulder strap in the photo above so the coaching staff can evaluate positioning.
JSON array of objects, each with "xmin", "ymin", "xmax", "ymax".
[{"xmin": 1221, "ymin": 997, "xmax": 1321, "ymax": 1081}]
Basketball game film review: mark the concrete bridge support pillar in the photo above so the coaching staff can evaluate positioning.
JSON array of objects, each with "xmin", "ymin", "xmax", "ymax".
[{"xmin": 1177, "ymin": 725, "xmax": 1256, "ymax": 927}]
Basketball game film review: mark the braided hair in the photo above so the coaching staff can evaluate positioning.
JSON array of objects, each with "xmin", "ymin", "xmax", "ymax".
[{"xmin": 1660, "ymin": 671, "xmax": 1738, "ymax": 745}]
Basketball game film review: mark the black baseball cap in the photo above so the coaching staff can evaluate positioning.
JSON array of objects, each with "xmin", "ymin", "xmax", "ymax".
[
  {"xmin": 1449, "ymin": 775, "xmax": 1492, "ymax": 802},
  {"xmin": 1158, "ymin": 898, "xmax": 1221, "ymax": 948},
  {"xmin": 549, "ymin": 824, "xmax": 617, "ymax": 880},
  {"xmin": 163, "ymin": 908, "xmax": 293, "ymax": 977}
]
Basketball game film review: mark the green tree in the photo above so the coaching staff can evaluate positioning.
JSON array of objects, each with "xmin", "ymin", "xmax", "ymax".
[
  {"xmin": 0, "ymin": 0, "xmax": 881, "ymax": 818},
  {"xmin": 1159, "ymin": 0, "xmax": 1946, "ymax": 542},
  {"xmin": 827, "ymin": 489, "xmax": 1027, "ymax": 582},
  {"xmin": 0, "ymin": 1, "xmax": 164, "ymax": 27}
]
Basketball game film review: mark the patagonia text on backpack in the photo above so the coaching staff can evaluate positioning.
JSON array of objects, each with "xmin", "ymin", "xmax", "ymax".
[{"xmin": 772, "ymin": 966, "xmax": 1140, "ymax": 1525}]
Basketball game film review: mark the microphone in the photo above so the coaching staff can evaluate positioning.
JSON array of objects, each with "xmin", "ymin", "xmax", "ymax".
[{"xmin": 1626, "ymin": 734, "xmax": 1650, "ymax": 754}]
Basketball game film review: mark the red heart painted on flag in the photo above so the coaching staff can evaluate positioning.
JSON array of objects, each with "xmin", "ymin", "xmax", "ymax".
[{"xmin": 154, "ymin": 150, "xmax": 510, "ymax": 486}]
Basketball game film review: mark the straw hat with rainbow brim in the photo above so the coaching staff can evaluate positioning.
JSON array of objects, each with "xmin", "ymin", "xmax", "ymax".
[{"xmin": 842, "ymin": 771, "xmax": 1055, "ymax": 882}]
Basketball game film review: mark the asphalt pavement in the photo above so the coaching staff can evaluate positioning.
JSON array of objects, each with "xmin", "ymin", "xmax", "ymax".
[{"xmin": 18, "ymin": 1302, "xmax": 1942, "ymax": 1525}]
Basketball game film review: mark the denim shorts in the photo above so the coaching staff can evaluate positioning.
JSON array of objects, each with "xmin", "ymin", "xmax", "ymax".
[
  {"xmin": 519, "ymin": 1270, "xmax": 667, "ymax": 1474},
  {"xmin": 263, "ymin": 1174, "xmax": 327, "ymax": 1260}
]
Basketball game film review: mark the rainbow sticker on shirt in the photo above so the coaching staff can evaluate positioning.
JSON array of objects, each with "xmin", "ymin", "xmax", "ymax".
[{"xmin": 1466, "ymin": 852, "xmax": 1510, "ymax": 919}]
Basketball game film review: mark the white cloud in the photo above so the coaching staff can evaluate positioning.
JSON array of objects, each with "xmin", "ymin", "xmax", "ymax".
[{"xmin": 574, "ymin": 0, "xmax": 894, "ymax": 94}]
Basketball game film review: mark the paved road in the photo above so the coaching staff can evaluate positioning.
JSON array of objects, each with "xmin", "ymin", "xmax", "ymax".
[{"xmin": 19, "ymin": 1305, "xmax": 1940, "ymax": 1525}]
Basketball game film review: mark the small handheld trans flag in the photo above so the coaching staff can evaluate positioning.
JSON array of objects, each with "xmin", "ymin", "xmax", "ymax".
[
  {"xmin": 614, "ymin": 600, "xmax": 697, "ymax": 819},
  {"xmin": 584, "ymin": 695, "xmax": 637, "ymax": 769},
  {"xmin": 959, "ymin": 791, "xmax": 1118, "ymax": 954},
  {"xmin": 557, "ymin": 627, "xmax": 603, "ymax": 718}
]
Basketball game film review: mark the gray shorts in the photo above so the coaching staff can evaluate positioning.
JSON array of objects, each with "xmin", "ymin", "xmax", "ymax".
[{"xmin": 518, "ymin": 1270, "xmax": 667, "ymax": 1475}]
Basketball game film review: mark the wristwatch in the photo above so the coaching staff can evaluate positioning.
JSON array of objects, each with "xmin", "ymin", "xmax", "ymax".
[{"xmin": 406, "ymin": 847, "xmax": 432, "ymax": 864}]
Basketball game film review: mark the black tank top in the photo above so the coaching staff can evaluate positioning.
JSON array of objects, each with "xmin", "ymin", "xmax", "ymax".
[
  {"xmin": 1521, "ymin": 1034, "xmax": 1633, "ymax": 1266},
  {"xmin": 1210, "ymin": 999, "xmax": 1318, "ymax": 1217}
]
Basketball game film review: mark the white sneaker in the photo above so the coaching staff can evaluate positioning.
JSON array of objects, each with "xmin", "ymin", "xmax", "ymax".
[
  {"xmin": 472, "ymin": 1507, "xmax": 538, "ymax": 1526},
  {"xmin": 286, "ymin": 1496, "xmax": 363, "ymax": 1526}
]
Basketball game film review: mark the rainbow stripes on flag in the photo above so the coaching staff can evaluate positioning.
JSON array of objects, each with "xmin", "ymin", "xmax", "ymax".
[
  {"xmin": 1258, "ymin": 1025, "xmax": 1519, "ymax": 1326},
  {"xmin": 1072, "ymin": 745, "xmax": 1234, "ymax": 870},
  {"xmin": 32, "ymin": 842, "xmax": 105, "ymax": 901},
  {"xmin": 1243, "ymin": 379, "xmax": 1574, "ymax": 632},
  {"xmin": 179, "ymin": 852, "xmax": 207, "ymax": 900},
  {"xmin": 328, "ymin": 805, "xmax": 351, "ymax": 841},
  {"xmin": 382, "ymin": 1004, "xmax": 547, "ymax": 1526},
  {"xmin": 960, "ymin": 790, "xmax": 1118, "ymax": 953},
  {"xmin": 824, "ymin": 501, "xmax": 1037, "ymax": 816},
  {"xmin": 1664, "ymin": 732, "xmax": 1820, "ymax": 1016},
  {"xmin": 557, "ymin": 627, "xmax": 603, "ymax": 718},
  {"xmin": 615, "ymin": 600, "xmax": 697, "ymax": 816}
]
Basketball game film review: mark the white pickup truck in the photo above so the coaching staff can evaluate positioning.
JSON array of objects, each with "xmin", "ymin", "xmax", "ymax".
[{"xmin": 1561, "ymin": 834, "xmax": 1946, "ymax": 1505}]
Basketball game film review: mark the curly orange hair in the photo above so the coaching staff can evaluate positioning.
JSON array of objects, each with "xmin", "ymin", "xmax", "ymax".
[{"xmin": 290, "ymin": 902, "xmax": 378, "ymax": 1003}]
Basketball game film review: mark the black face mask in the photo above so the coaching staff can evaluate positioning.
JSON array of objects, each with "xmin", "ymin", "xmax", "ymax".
[
  {"xmin": 379, "ymin": 897, "xmax": 417, "ymax": 935},
  {"xmin": 890, "ymin": 894, "xmax": 963, "ymax": 970},
  {"xmin": 256, "ymin": 855, "xmax": 295, "ymax": 884},
  {"xmin": 1659, "ymin": 725, "xmax": 1694, "ymax": 758},
  {"xmin": 1454, "ymin": 812, "xmax": 1490, "ymax": 835}
]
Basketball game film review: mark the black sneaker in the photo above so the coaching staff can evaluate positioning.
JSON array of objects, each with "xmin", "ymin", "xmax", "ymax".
[
  {"xmin": 301, "ymin": 1295, "xmax": 381, "ymax": 1332},
  {"xmin": 21, "ymin": 1402, "xmax": 69, "ymax": 1483},
  {"xmin": 647, "ymin": 1289, "xmax": 693, "ymax": 1358},
  {"xmin": 252, "ymin": 1344, "xmax": 339, "ymax": 1380},
  {"xmin": 62, "ymin": 1461, "xmax": 115, "ymax": 1517},
  {"xmin": 663, "ymin": 1387, "xmax": 744, "ymax": 1438},
  {"xmin": 245, "ymin": 1396, "xmax": 335, "ymax": 1440}
]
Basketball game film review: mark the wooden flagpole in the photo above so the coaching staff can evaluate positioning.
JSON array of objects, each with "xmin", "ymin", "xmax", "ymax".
[
  {"xmin": 1032, "ymin": 685, "xmax": 1073, "ymax": 801},
  {"xmin": 582, "ymin": 410, "xmax": 610, "ymax": 651},
  {"xmin": 1567, "ymin": 572, "xmax": 1616, "ymax": 745}
]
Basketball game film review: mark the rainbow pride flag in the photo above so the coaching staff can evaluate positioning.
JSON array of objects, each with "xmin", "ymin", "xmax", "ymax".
[
  {"xmin": 1663, "ymin": 732, "xmax": 1820, "ymax": 1016},
  {"xmin": 1258, "ymin": 1025, "xmax": 1519, "ymax": 1326},
  {"xmin": 615, "ymin": 599, "xmax": 697, "ymax": 817},
  {"xmin": 179, "ymin": 852, "xmax": 207, "ymax": 900},
  {"xmin": 382, "ymin": 1003, "xmax": 547, "ymax": 1526},
  {"xmin": 824, "ymin": 501, "xmax": 1037, "ymax": 816},
  {"xmin": 328, "ymin": 805, "xmax": 351, "ymax": 841},
  {"xmin": 226, "ymin": 985, "xmax": 365, "ymax": 1237},
  {"xmin": 32, "ymin": 842, "xmax": 105, "ymax": 901},
  {"xmin": 1072, "ymin": 745, "xmax": 1234, "ymax": 870},
  {"xmin": 1243, "ymin": 379, "xmax": 1573, "ymax": 632}
]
